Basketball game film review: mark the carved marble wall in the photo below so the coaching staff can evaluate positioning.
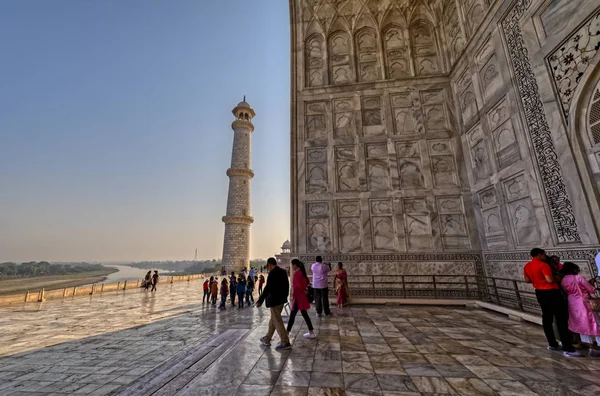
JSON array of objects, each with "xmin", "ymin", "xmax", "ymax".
[{"xmin": 291, "ymin": 0, "xmax": 600, "ymax": 297}]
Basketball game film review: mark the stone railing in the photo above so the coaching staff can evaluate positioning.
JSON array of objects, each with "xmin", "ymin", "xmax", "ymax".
[{"xmin": 0, "ymin": 274, "xmax": 208, "ymax": 306}]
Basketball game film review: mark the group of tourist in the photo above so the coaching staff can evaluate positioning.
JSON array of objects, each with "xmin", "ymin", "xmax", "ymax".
[
  {"xmin": 202, "ymin": 268, "xmax": 265, "ymax": 310},
  {"xmin": 141, "ymin": 270, "xmax": 159, "ymax": 292},
  {"xmin": 524, "ymin": 248, "xmax": 600, "ymax": 357},
  {"xmin": 255, "ymin": 256, "xmax": 350, "ymax": 351}
]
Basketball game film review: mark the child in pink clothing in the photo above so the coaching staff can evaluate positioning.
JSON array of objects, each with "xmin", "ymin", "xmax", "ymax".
[{"xmin": 561, "ymin": 262, "xmax": 600, "ymax": 356}]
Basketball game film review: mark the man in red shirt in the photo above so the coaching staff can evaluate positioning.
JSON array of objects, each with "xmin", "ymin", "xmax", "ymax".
[{"xmin": 524, "ymin": 248, "xmax": 581, "ymax": 357}]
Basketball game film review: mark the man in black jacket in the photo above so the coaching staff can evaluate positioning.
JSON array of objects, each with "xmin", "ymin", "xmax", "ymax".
[{"xmin": 256, "ymin": 257, "xmax": 290, "ymax": 350}]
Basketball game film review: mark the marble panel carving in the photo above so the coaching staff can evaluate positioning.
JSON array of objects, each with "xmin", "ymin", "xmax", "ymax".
[
  {"xmin": 432, "ymin": 156, "xmax": 458, "ymax": 187},
  {"xmin": 307, "ymin": 218, "xmax": 332, "ymax": 253},
  {"xmin": 366, "ymin": 143, "xmax": 388, "ymax": 158},
  {"xmin": 460, "ymin": 84, "xmax": 478, "ymax": 124},
  {"xmin": 305, "ymin": 34, "xmax": 325, "ymax": 87},
  {"xmin": 436, "ymin": 196, "xmax": 464, "ymax": 214},
  {"xmin": 335, "ymin": 146, "xmax": 358, "ymax": 192},
  {"xmin": 307, "ymin": 202, "xmax": 329, "ymax": 218},
  {"xmin": 411, "ymin": 21, "xmax": 440, "ymax": 76},
  {"xmin": 367, "ymin": 159, "xmax": 390, "ymax": 190},
  {"xmin": 339, "ymin": 217, "xmax": 362, "ymax": 253},
  {"xmin": 383, "ymin": 25, "xmax": 410, "ymax": 79},
  {"xmin": 329, "ymin": 31, "xmax": 353, "ymax": 85},
  {"xmin": 470, "ymin": 141, "xmax": 492, "ymax": 182},
  {"xmin": 479, "ymin": 187, "xmax": 498, "ymax": 210},
  {"xmin": 487, "ymin": 97, "xmax": 510, "ymax": 130},
  {"xmin": 371, "ymin": 216, "xmax": 396, "ymax": 251},
  {"xmin": 404, "ymin": 198, "xmax": 428, "ymax": 214},
  {"xmin": 305, "ymin": 101, "xmax": 328, "ymax": 140},
  {"xmin": 370, "ymin": 199, "xmax": 393, "ymax": 216},
  {"xmin": 306, "ymin": 148, "xmax": 328, "ymax": 194},
  {"xmin": 424, "ymin": 105, "xmax": 447, "ymax": 131},
  {"xmin": 337, "ymin": 161, "xmax": 359, "ymax": 191},
  {"xmin": 492, "ymin": 119, "xmax": 521, "ymax": 169},
  {"xmin": 405, "ymin": 214, "xmax": 432, "ymax": 250},
  {"xmin": 362, "ymin": 96, "xmax": 385, "ymax": 136},
  {"xmin": 502, "ymin": 173, "xmax": 540, "ymax": 246},
  {"xmin": 482, "ymin": 207, "xmax": 508, "ymax": 248},
  {"xmin": 356, "ymin": 27, "xmax": 381, "ymax": 82},
  {"xmin": 440, "ymin": 214, "xmax": 470, "ymax": 249},
  {"xmin": 333, "ymin": 98, "xmax": 355, "ymax": 138},
  {"xmin": 480, "ymin": 55, "xmax": 502, "ymax": 100},
  {"xmin": 337, "ymin": 200, "xmax": 361, "ymax": 218}
]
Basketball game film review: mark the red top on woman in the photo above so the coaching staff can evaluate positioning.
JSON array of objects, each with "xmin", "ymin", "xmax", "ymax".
[{"xmin": 292, "ymin": 271, "xmax": 311, "ymax": 311}]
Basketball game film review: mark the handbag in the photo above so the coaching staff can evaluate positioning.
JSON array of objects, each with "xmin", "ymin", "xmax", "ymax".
[
  {"xmin": 306, "ymin": 286, "xmax": 314, "ymax": 303},
  {"xmin": 584, "ymin": 297, "xmax": 600, "ymax": 312}
]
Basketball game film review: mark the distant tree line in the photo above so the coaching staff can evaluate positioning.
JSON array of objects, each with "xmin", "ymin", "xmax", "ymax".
[
  {"xmin": 128, "ymin": 258, "xmax": 268, "ymax": 275},
  {"xmin": 0, "ymin": 262, "xmax": 107, "ymax": 278}
]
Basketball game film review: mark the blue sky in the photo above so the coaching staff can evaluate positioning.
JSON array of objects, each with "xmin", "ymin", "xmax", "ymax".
[{"xmin": 0, "ymin": 1, "xmax": 290, "ymax": 262}]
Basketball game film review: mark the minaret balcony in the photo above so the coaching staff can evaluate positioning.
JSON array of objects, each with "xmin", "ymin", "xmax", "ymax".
[
  {"xmin": 222, "ymin": 215, "xmax": 254, "ymax": 225},
  {"xmin": 226, "ymin": 168, "xmax": 254, "ymax": 178},
  {"xmin": 231, "ymin": 119, "xmax": 255, "ymax": 132}
]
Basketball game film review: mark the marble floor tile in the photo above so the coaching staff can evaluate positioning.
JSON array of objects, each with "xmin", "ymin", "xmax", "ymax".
[
  {"xmin": 307, "ymin": 387, "xmax": 345, "ymax": 396},
  {"xmin": 376, "ymin": 375, "xmax": 418, "ymax": 392},
  {"xmin": 465, "ymin": 365, "xmax": 514, "ymax": 380},
  {"xmin": 276, "ymin": 371, "xmax": 311, "ymax": 387},
  {"xmin": 410, "ymin": 376, "xmax": 457, "ymax": 394},
  {"xmin": 234, "ymin": 384, "xmax": 273, "ymax": 395},
  {"xmin": 309, "ymin": 372, "xmax": 343, "ymax": 388},
  {"xmin": 284, "ymin": 358, "xmax": 314, "ymax": 372},
  {"xmin": 395, "ymin": 353, "xmax": 428, "ymax": 364},
  {"xmin": 270, "ymin": 386, "xmax": 309, "ymax": 396},
  {"xmin": 312, "ymin": 359, "xmax": 342, "ymax": 373},
  {"xmin": 484, "ymin": 379, "xmax": 538, "ymax": 396},
  {"xmin": 402, "ymin": 364, "xmax": 442, "ymax": 377},
  {"xmin": 343, "ymin": 373, "xmax": 379, "ymax": 391},
  {"xmin": 371, "ymin": 362, "xmax": 406, "ymax": 375},
  {"xmin": 342, "ymin": 361, "xmax": 373, "ymax": 374},
  {"xmin": 432, "ymin": 364, "xmax": 477, "ymax": 378},
  {"xmin": 445, "ymin": 377, "xmax": 496, "ymax": 395},
  {"xmin": 246, "ymin": 368, "xmax": 282, "ymax": 385}
]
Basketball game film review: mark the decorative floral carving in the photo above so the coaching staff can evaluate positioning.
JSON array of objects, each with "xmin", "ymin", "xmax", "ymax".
[
  {"xmin": 501, "ymin": 0, "xmax": 581, "ymax": 243},
  {"xmin": 548, "ymin": 11, "xmax": 600, "ymax": 122}
]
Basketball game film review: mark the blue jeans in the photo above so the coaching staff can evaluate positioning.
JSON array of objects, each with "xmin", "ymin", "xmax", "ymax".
[
  {"xmin": 237, "ymin": 293, "xmax": 245, "ymax": 307},
  {"xmin": 219, "ymin": 295, "xmax": 227, "ymax": 309}
]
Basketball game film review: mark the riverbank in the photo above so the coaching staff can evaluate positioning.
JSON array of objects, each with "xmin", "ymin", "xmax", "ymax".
[{"xmin": 0, "ymin": 268, "xmax": 119, "ymax": 295}]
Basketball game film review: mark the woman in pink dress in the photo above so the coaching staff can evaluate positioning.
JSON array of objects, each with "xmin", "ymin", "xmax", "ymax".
[
  {"xmin": 334, "ymin": 262, "xmax": 349, "ymax": 308},
  {"xmin": 561, "ymin": 262, "xmax": 600, "ymax": 356},
  {"xmin": 286, "ymin": 259, "xmax": 316, "ymax": 339}
]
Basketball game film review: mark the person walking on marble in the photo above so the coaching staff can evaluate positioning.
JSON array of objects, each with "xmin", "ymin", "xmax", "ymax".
[
  {"xmin": 210, "ymin": 277, "xmax": 219, "ymax": 306},
  {"xmin": 219, "ymin": 278, "xmax": 229, "ymax": 310},
  {"xmin": 311, "ymin": 256, "xmax": 331, "ymax": 317},
  {"xmin": 151, "ymin": 271, "xmax": 159, "ymax": 292},
  {"xmin": 246, "ymin": 275, "xmax": 255, "ymax": 305},
  {"xmin": 524, "ymin": 248, "xmax": 581, "ymax": 357},
  {"xmin": 202, "ymin": 279, "xmax": 210, "ymax": 303},
  {"xmin": 143, "ymin": 271, "xmax": 152, "ymax": 290},
  {"xmin": 258, "ymin": 274, "xmax": 265, "ymax": 295},
  {"xmin": 229, "ymin": 271, "xmax": 237, "ymax": 306},
  {"xmin": 560, "ymin": 262, "xmax": 600, "ymax": 356},
  {"xmin": 257, "ymin": 257, "xmax": 291, "ymax": 350},
  {"xmin": 287, "ymin": 259, "xmax": 316, "ymax": 339},
  {"xmin": 236, "ymin": 276, "xmax": 246, "ymax": 308}
]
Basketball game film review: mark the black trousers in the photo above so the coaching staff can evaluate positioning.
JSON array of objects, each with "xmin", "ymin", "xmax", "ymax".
[
  {"xmin": 203, "ymin": 290, "xmax": 209, "ymax": 303},
  {"xmin": 314, "ymin": 287, "xmax": 330, "ymax": 315},
  {"xmin": 287, "ymin": 308, "xmax": 314, "ymax": 332},
  {"xmin": 536, "ymin": 289, "xmax": 574, "ymax": 352}
]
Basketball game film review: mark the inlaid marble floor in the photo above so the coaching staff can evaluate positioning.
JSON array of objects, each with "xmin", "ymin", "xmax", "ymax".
[{"xmin": 0, "ymin": 280, "xmax": 599, "ymax": 395}]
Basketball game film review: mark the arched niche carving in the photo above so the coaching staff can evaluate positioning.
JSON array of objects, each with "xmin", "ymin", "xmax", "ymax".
[
  {"xmin": 305, "ymin": 33, "xmax": 326, "ymax": 88},
  {"xmin": 355, "ymin": 27, "xmax": 381, "ymax": 82},
  {"xmin": 410, "ymin": 20, "xmax": 441, "ymax": 76},
  {"xmin": 443, "ymin": 0, "xmax": 465, "ymax": 65},
  {"xmin": 328, "ymin": 30, "xmax": 353, "ymax": 85},
  {"xmin": 570, "ymin": 56, "xmax": 600, "ymax": 234},
  {"xmin": 382, "ymin": 24, "xmax": 410, "ymax": 79}
]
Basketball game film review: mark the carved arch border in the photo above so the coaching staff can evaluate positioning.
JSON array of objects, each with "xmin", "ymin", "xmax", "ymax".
[
  {"xmin": 500, "ymin": 0, "xmax": 581, "ymax": 244},
  {"xmin": 568, "ymin": 51, "xmax": 600, "ymax": 232}
]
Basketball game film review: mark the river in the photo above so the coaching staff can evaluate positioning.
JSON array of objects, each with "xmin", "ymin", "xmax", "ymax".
[{"xmin": 101, "ymin": 264, "xmax": 173, "ymax": 283}]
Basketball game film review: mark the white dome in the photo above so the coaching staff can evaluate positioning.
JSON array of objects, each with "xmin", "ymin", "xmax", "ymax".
[{"xmin": 281, "ymin": 240, "xmax": 291, "ymax": 249}]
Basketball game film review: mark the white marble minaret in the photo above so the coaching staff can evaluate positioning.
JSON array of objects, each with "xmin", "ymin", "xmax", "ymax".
[{"xmin": 221, "ymin": 98, "xmax": 255, "ymax": 274}]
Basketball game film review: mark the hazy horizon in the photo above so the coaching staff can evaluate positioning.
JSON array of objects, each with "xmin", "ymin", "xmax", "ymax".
[{"xmin": 0, "ymin": 1, "xmax": 291, "ymax": 263}]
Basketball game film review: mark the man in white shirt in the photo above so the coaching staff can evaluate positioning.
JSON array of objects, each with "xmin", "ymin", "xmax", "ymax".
[{"xmin": 311, "ymin": 256, "xmax": 331, "ymax": 317}]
